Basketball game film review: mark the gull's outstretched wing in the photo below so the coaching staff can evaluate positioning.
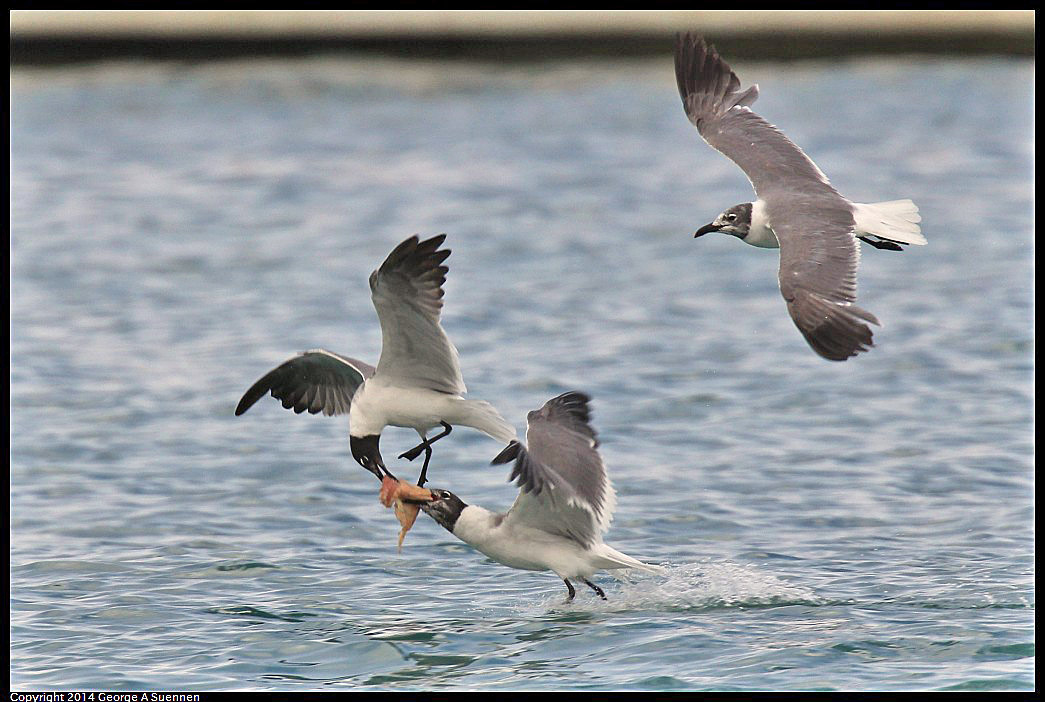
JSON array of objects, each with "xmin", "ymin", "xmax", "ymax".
[
  {"xmin": 235, "ymin": 349, "xmax": 375, "ymax": 416},
  {"xmin": 675, "ymin": 31, "xmax": 832, "ymax": 200},
  {"xmin": 495, "ymin": 392, "xmax": 617, "ymax": 548},
  {"xmin": 776, "ymin": 216, "xmax": 879, "ymax": 361},
  {"xmin": 675, "ymin": 33, "xmax": 878, "ymax": 361},
  {"xmin": 370, "ymin": 235, "xmax": 466, "ymax": 394}
]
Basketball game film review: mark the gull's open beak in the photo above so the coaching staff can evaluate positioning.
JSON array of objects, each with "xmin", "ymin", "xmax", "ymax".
[
  {"xmin": 694, "ymin": 222, "xmax": 722, "ymax": 238},
  {"xmin": 365, "ymin": 462, "xmax": 388, "ymax": 482},
  {"xmin": 416, "ymin": 492, "xmax": 446, "ymax": 515}
]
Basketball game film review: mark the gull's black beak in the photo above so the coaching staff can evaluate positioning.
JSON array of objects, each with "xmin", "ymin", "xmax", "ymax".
[
  {"xmin": 362, "ymin": 460, "xmax": 388, "ymax": 482},
  {"xmin": 694, "ymin": 222, "xmax": 721, "ymax": 238},
  {"xmin": 370, "ymin": 457, "xmax": 393, "ymax": 482},
  {"xmin": 350, "ymin": 434, "xmax": 390, "ymax": 482},
  {"xmin": 416, "ymin": 492, "xmax": 444, "ymax": 513}
]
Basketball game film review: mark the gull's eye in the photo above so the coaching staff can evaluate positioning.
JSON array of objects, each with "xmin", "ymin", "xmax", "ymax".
[{"xmin": 726, "ymin": 213, "xmax": 737, "ymax": 222}]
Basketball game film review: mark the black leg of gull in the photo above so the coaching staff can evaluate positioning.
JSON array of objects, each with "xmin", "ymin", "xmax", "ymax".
[
  {"xmin": 416, "ymin": 444, "xmax": 433, "ymax": 488},
  {"xmin": 563, "ymin": 579, "xmax": 576, "ymax": 603},
  {"xmin": 398, "ymin": 422, "xmax": 453, "ymax": 462},
  {"xmin": 583, "ymin": 578, "xmax": 607, "ymax": 600}
]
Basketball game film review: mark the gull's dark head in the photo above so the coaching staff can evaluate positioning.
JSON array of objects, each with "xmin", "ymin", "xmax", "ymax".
[
  {"xmin": 418, "ymin": 488, "xmax": 468, "ymax": 533},
  {"xmin": 695, "ymin": 202, "xmax": 752, "ymax": 240},
  {"xmin": 350, "ymin": 434, "xmax": 385, "ymax": 481}
]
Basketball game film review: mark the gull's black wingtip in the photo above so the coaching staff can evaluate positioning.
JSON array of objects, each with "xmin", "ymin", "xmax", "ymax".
[
  {"xmin": 491, "ymin": 440, "xmax": 521, "ymax": 465},
  {"xmin": 234, "ymin": 380, "xmax": 270, "ymax": 416}
]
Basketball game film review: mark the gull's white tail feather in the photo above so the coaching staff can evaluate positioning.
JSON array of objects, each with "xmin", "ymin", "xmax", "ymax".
[
  {"xmin": 594, "ymin": 543, "xmax": 667, "ymax": 575},
  {"xmin": 453, "ymin": 398, "xmax": 517, "ymax": 444},
  {"xmin": 852, "ymin": 199, "xmax": 926, "ymax": 246}
]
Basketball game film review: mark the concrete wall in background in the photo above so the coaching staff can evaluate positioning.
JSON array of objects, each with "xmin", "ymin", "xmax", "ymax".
[{"xmin": 10, "ymin": 10, "xmax": 1036, "ymax": 64}]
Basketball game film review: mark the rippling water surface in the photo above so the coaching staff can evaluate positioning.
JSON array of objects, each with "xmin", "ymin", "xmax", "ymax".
[{"xmin": 10, "ymin": 53, "xmax": 1033, "ymax": 692}]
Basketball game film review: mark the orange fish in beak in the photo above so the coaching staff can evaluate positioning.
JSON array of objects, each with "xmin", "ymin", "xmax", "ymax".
[{"xmin": 379, "ymin": 476, "xmax": 434, "ymax": 551}]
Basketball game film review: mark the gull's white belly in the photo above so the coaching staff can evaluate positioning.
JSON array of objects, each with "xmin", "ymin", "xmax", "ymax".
[
  {"xmin": 349, "ymin": 379, "xmax": 458, "ymax": 436},
  {"xmin": 463, "ymin": 521, "xmax": 600, "ymax": 578}
]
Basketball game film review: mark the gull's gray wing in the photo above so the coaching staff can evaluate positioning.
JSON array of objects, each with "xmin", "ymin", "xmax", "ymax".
[
  {"xmin": 675, "ymin": 33, "xmax": 878, "ymax": 361},
  {"xmin": 674, "ymin": 32, "xmax": 831, "ymax": 200},
  {"xmin": 369, "ymin": 235, "xmax": 466, "ymax": 394},
  {"xmin": 235, "ymin": 349, "xmax": 375, "ymax": 417},
  {"xmin": 494, "ymin": 392, "xmax": 617, "ymax": 548},
  {"xmin": 776, "ymin": 215, "xmax": 879, "ymax": 360}
]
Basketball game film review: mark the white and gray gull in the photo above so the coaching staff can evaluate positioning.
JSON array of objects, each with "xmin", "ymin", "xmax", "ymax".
[
  {"xmin": 416, "ymin": 391, "xmax": 663, "ymax": 602},
  {"xmin": 675, "ymin": 33, "xmax": 925, "ymax": 361},
  {"xmin": 235, "ymin": 234, "xmax": 516, "ymax": 487}
]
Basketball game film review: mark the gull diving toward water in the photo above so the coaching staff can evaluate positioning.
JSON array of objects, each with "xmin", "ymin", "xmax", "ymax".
[
  {"xmin": 416, "ymin": 391, "xmax": 663, "ymax": 602},
  {"xmin": 674, "ymin": 33, "xmax": 925, "ymax": 361},
  {"xmin": 235, "ymin": 234, "xmax": 516, "ymax": 487}
]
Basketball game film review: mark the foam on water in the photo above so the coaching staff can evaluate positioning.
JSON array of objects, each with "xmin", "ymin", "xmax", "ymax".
[{"xmin": 512, "ymin": 561, "xmax": 824, "ymax": 615}]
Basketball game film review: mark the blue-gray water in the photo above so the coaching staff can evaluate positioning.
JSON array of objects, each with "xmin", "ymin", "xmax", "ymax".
[{"xmin": 11, "ymin": 53, "xmax": 1033, "ymax": 692}]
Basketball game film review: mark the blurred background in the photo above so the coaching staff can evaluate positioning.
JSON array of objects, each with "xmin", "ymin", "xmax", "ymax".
[
  {"xmin": 10, "ymin": 10, "xmax": 1034, "ymax": 693},
  {"xmin": 11, "ymin": 9, "xmax": 1035, "ymax": 63}
]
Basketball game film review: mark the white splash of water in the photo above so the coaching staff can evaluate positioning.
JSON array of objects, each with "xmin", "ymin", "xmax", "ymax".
[{"xmin": 517, "ymin": 560, "xmax": 824, "ymax": 614}]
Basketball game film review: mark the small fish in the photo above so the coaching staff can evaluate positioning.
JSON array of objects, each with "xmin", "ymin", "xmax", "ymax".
[{"xmin": 379, "ymin": 476, "xmax": 434, "ymax": 551}]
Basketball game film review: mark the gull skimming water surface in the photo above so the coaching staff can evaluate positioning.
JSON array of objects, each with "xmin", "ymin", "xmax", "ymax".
[{"xmin": 417, "ymin": 391, "xmax": 663, "ymax": 601}]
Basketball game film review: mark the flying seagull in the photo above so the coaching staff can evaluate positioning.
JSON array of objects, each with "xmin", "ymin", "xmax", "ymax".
[
  {"xmin": 416, "ymin": 391, "xmax": 663, "ymax": 602},
  {"xmin": 674, "ymin": 33, "xmax": 925, "ymax": 361},
  {"xmin": 235, "ymin": 234, "xmax": 516, "ymax": 487}
]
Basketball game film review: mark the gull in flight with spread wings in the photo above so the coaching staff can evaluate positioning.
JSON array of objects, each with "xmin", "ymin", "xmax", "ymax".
[
  {"xmin": 236, "ymin": 234, "xmax": 516, "ymax": 487},
  {"xmin": 675, "ymin": 33, "xmax": 925, "ymax": 361}
]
